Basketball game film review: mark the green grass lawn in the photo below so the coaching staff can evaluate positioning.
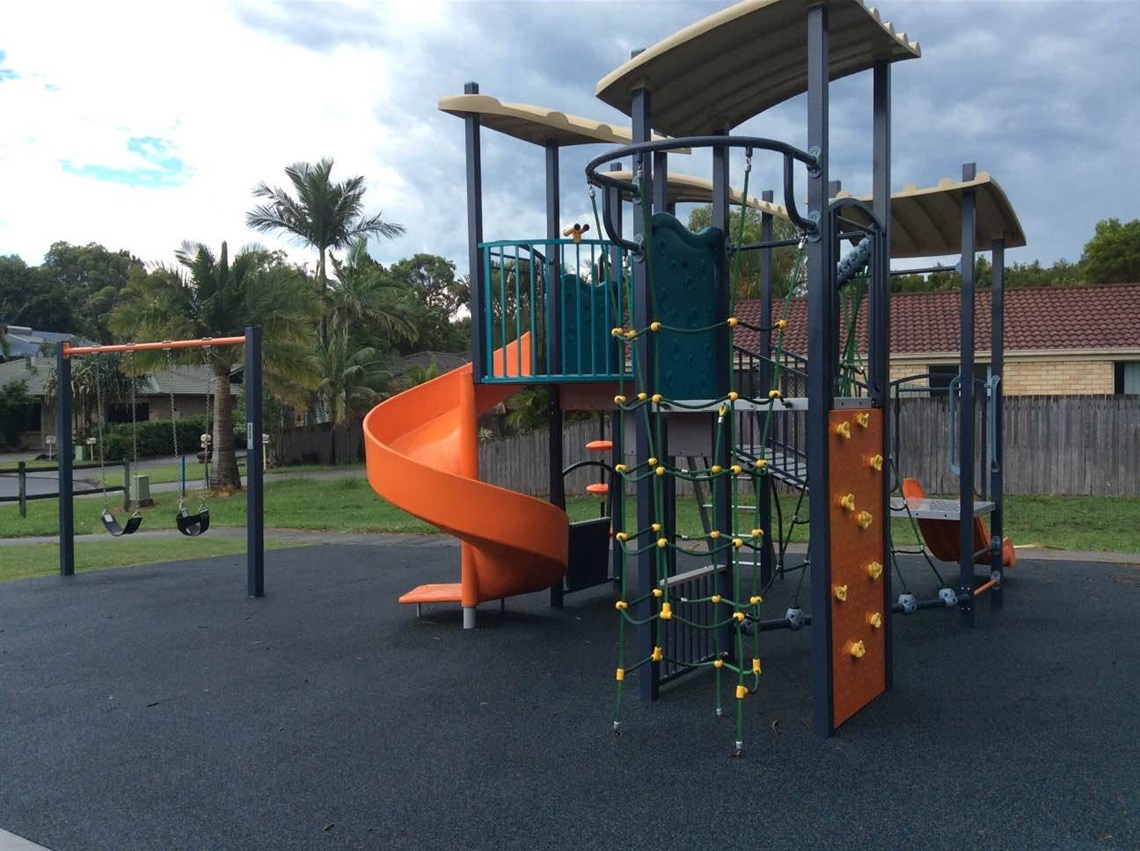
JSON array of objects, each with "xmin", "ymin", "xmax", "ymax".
[{"xmin": 2, "ymin": 475, "xmax": 1137, "ymax": 583}]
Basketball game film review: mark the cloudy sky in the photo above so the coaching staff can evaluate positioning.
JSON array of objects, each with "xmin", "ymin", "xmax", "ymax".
[{"xmin": 1, "ymin": 0, "xmax": 1138, "ymax": 279}]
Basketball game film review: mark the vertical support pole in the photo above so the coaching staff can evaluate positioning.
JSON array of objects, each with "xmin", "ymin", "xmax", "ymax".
[
  {"xmin": 58, "ymin": 342, "xmax": 74, "ymax": 576},
  {"xmin": 547, "ymin": 141, "xmax": 567, "ymax": 609},
  {"xmin": 630, "ymin": 85, "xmax": 659, "ymax": 701},
  {"xmin": 245, "ymin": 326, "xmax": 265, "ymax": 598},
  {"xmin": 653, "ymin": 151, "xmax": 669, "ymax": 212},
  {"xmin": 711, "ymin": 130, "xmax": 734, "ymax": 655},
  {"xmin": 805, "ymin": 0, "xmax": 835, "ymax": 737},
  {"xmin": 990, "ymin": 238, "xmax": 1005, "ymax": 610},
  {"xmin": 18, "ymin": 461, "xmax": 27, "ymax": 519},
  {"xmin": 871, "ymin": 59, "xmax": 893, "ymax": 688},
  {"xmin": 958, "ymin": 163, "xmax": 978, "ymax": 625},
  {"xmin": 758, "ymin": 190, "xmax": 775, "ymax": 587},
  {"xmin": 464, "ymin": 81, "xmax": 487, "ymax": 385}
]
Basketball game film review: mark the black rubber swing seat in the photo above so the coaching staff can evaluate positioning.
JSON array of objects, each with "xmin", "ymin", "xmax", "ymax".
[
  {"xmin": 176, "ymin": 507, "xmax": 211, "ymax": 537},
  {"xmin": 102, "ymin": 510, "xmax": 143, "ymax": 537}
]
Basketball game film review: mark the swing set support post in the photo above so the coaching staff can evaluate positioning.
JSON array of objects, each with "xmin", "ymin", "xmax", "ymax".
[{"xmin": 56, "ymin": 329, "xmax": 265, "ymax": 597}]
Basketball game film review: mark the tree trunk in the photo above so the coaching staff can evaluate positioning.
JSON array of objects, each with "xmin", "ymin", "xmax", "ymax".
[{"xmin": 211, "ymin": 367, "xmax": 241, "ymax": 490}]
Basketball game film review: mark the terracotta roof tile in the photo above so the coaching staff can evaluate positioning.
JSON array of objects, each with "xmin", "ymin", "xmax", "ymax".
[{"xmin": 734, "ymin": 283, "xmax": 1140, "ymax": 356}]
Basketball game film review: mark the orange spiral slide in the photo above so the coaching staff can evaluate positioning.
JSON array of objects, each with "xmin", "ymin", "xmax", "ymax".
[{"xmin": 362, "ymin": 336, "xmax": 568, "ymax": 627}]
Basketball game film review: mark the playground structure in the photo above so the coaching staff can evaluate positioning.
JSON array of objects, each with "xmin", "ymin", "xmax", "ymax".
[
  {"xmin": 54, "ymin": 329, "xmax": 267, "ymax": 597},
  {"xmin": 363, "ymin": 0, "xmax": 1026, "ymax": 748}
]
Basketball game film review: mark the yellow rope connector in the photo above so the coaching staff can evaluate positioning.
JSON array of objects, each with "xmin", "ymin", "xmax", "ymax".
[
  {"xmin": 615, "ymin": 532, "xmax": 629, "ymax": 542},
  {"xmin": 614, "ymin": 395, "xmax": 626, "ymax": 404},
  {"xmin": 839, "ymin": 493, "xmax": 857, "ymax": 512},
  {"xmin": 733, "ymin": 611, "xmax": 745, "ymax": 622},
  {"xmin": 651, "ymin": 522, "xmax": 662, "ymax": 532},
  {"xmin": 711, "ymin": 594, "xmax": 722, "ymax": 604},
  {"xmin": 655, "ymin": 466, "xmax": 666, "ymax": 476},
  {"xmin": 750, "ymin": 595, "xmax": 762, "ymax": 605},
  {"xmin": 651, "ymin": 646, "xmax": 663, "ymax": 662},
  {"xmin": 659, "ymin": 602, "xmax": 673, "ymax": 620},
  {"xmin": 727, "ymin": 317, "xmax": 738, "ymax": 328},
  {"xmin": 718, "ymin": 404, "xmax": 728, "ymax": 418},
  {"xmin": 847, "ymin": 640, "xmax": 867, "ymax": 659},
  {"xmin": 755, "ymin": 459, "xmax": 769, "ymax": 469},
  {"xmin": 624, "ymin": 330, "xmax": 637, "ymax": 340},
  {"xmin": 713, "ymin": 659, "xmax": 724, "ymax": 669},
  {"xmin": 657, "ymin": 538, "xmax": 668, "ymax": 549},
  {"xmin": 652, "ymin": 588, "xmax": 663, "ymax": 598},
  {"xmin": 867, "ymin": 612, "xmax": 884, "ymax": 629},
  {"xmin": 727, "ymin": 391, "xmax": 739, "ymax": 402},
  {"xmin": 736, "ymin": 685, "xmax": 748, "ymax": 699},
  {"xmin": 856, "ymin": 511, "xmax": 874, "ymax": 530},
  {"xmin": 731, "ymin": 465, "xmax": 742, "ymax": 476},
  {"xmin": 775, "ymin": 319, "xmax": 788, "ymax": 331},
  {"xmin": 648, "ymin": 457, "xmax": 658, "ymax": 467},
  {"xmin": 752, "ymin": 658, "xmax": 762, "ymax": 674},
  {"xmin": 616, "ymin": 668, "xmax": 626, "ymax": 681},
  {"xmin": 615, "ymin": 600, "xmax": 628, "ymax": 611},
  {"xmin": 651, "ymin": 393, "xmax": 662, "ymax": 404},
  {"xmin": 710, "ymin": 464, "xmax": 722, "ymax": 474},
  {"xmin": 855, "ymin": 411, "xmax": 871, "ymax": 428},
  {"xmin": 732, "ymin": 538, "xmax": 743, "ymax": 549},
  {"xmin": 611, "ymin": 327, "xmax": 624, "ymax": 338},
  {"xmin": 709, "ymin": 530, "xmax": 720, "ymax": 539},
  {"xmin": 868, "ymin": 454, "xmax": 884, "ymax": 471},
  {"xmin": 637, "ymin": 391, "xmax": 648, "ymax": 401},
  {"xmin": 750, "ymin": 528, "xmax": 763, "ymax": 539},
  {"xmin": 834, "ymin": 584, "xmax": 849, "ymax": 602},
  {"xmin": 650, "ymin": 321, "xmax": 661, "ymax": 332},
  {"xmin": 835, "ymin": 421, "xmax": 852, "ymax": 439},
  {"xmin": 768, "ymin": 389, "xmax": 782, "ymax": 399},
  {"xmin": 866, "ymin": 561, "xmax": 884, "ymax": 581},
  {"xmin": 615, "ymin": 464, "xmax": 627, "ymax": 474}
]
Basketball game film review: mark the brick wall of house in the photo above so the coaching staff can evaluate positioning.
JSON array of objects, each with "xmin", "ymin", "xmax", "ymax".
[{"xmin": 1002, "ymin": 360, "xmax": 1115, "ymax": 395}]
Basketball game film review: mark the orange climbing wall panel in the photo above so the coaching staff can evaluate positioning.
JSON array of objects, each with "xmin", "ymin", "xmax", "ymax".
[{"xmin": 828, "ymin": 408, "xmax": 887, "ymax": 729}]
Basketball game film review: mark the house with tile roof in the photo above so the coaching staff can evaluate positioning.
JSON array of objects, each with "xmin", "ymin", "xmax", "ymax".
[{"xmin": 734, "ymin": 283, "xmax": 1140, "ymax": 396}]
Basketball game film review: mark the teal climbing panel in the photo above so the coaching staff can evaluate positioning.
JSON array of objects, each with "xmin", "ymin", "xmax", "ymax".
[
  {"xmin": 649, "ymin": 213, "xmax": 724, "ymax": 399},
  {"xmin": 560, "ymin": 273, "xmax": 621, "ymax": 378}
]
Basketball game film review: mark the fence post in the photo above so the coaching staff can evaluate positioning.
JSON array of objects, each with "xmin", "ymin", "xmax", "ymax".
[{"xmin": 18, "ymin": 460, "xmax": 26, "ymax": 518}]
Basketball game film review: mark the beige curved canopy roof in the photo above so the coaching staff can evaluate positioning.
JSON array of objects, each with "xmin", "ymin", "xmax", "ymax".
[
  {"xmin": 596, "ymin": 0, "xmax": 920, "ymax": 137},
  {"xmin": 607, "ymin": 171, "xmax": 789, "ymax": 218},
  {"xmin": 438, "ymin": 94, "xmax": 680, "ymax": 147},
  {"xmin": 835, "ymin": 173, "xmax": 1026, "ymax": 258}
]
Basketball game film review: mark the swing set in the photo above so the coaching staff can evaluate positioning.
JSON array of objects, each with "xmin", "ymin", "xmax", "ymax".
[{"xmin": 55, "ymin": 328, "xmax": 267, "ymax": 598}]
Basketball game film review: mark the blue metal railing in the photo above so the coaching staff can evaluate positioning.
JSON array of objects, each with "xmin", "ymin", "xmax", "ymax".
[{"xmin": 479, "ymin": 238, "xmax": 634, "ymax": 383}]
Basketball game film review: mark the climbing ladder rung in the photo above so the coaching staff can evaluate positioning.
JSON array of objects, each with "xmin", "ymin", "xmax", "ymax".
[{"xmin": 658, "ymin": 562, "xmax": 727, "ymax": 589}]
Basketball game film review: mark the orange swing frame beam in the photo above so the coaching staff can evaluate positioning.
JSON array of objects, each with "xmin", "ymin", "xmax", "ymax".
[{"xmin": 56, "ymin": 329, "xmax": 266, "ymax": 598}]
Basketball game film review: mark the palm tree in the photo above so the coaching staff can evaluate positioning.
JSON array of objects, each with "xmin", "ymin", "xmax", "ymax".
[
  {"xmin": 111, "ymin": 241, "xmax": 320, "ymax": 489},
  {"xmin": 328, "ymin": 238, "xmax": 420, "ymax": 347},
  {"xmin": 246, "ymin": 159, "xmax": 405, "ymax": 330}
]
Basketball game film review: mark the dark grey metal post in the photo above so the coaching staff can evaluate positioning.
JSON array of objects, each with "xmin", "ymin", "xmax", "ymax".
[
  {"xmin": 57, "ymin": 342, "xmax": 74, "ymax": 576},
  {"xmin": 245, "ymin": 326, "xmax": 265, "ymax": 598},
  {"xmin": 990, "ymin": 238, "xmax": 1005, "ymax": 610},
  {"xmin": 958, "ymin": 162, "xmax": 977, "ymax": 625},
  {"xmin": 464, "ymin": 82, "xmax": 487, "ymax": 384},
  {"xmin": 653, "ymin": 151, "xmax": 669, "ymax": 212},
  {"xmin": 547, "ymin": 140, "xmax": 567, "ymax": 608},
  {"xmin": 630, "ymin": 86, "xmax": 659, "ymax": 702},
  {"xmin": 871, "ymin": 60, "xmax": 893, "ymax": 687},
  {"xmin": 711, "ymin": 130, "xmax": 734, "ymax": 655},
  {"xmin": 758, "ymin": 190, "xmax": 775, "ymax": 587},
  {"xmin": 805, "ymin": 0, "xmax": 835, "ymax": 737}
]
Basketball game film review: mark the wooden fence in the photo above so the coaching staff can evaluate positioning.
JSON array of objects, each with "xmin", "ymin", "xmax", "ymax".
[{"xmin": 275, "ymin": 396, "xmax": 1140, "ymax": 497}]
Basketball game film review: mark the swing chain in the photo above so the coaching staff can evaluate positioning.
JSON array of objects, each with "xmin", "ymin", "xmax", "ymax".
[
  {"xmin": 94, "ymin": 360, "xmax": 108, "ymax": 510},
  {"xmin": 127, "ymin": 350, "xmax": 139, "ymax": 477},
  {"xmin": 201, "ymin": 345, "xmax": 213, "ymax": 502},
  {"xmin": 166, "ymin": 347, "xmax": 184, "ymax": 512}
]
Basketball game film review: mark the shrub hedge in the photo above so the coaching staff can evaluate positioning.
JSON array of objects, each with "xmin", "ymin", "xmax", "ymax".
[{"xmin": 84, "ymin": 415, "xmax": 247, "ymax": 462}]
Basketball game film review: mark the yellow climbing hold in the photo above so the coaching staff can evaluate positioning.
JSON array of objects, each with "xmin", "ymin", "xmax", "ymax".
[
  {"xmin": 867, "ymin": 612, "xmax": 884, "ymax": 629},
  {"xmin": 857, "ymin": 511, "xmax": 874, "ymax": 530},
  {"xmin": 866, "ymin": 561, "xmax": 884, "ymax": 581},
  {"xmin": 839, "ymin": 493, "xmax": 857, "ymax": 512},
  {"xmin": 855, "ymin": 411, "xmax": 871, "ymax": 428},
  {"xmin": 848, "ymin": 641, "xmax": 867, "ymax": 659},
  {"xmin": 868, "ymin": 454, "xmax": 884, "ymax": 471},
  {"xmin": 835, "ymin": 421, "xmax": 852, "ymax": 439},
  {"xmin": 834, "ymin": 584, "xmax": 849, "ymax": 602}
]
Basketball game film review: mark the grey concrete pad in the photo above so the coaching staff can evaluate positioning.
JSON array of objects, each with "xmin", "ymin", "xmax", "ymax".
[
  {"xmin": 0, "ymin": 548, "xmax": 1137, "ymax": 851},
  {"xmin": 0, "ymin": 829, "xmax": 53, "ymax": 850}
]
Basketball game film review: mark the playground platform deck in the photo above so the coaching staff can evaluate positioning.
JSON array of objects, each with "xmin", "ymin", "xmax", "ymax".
[{"xmin": 1, "ymin": 544, "xmax": 1137, "ymax": 851}]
